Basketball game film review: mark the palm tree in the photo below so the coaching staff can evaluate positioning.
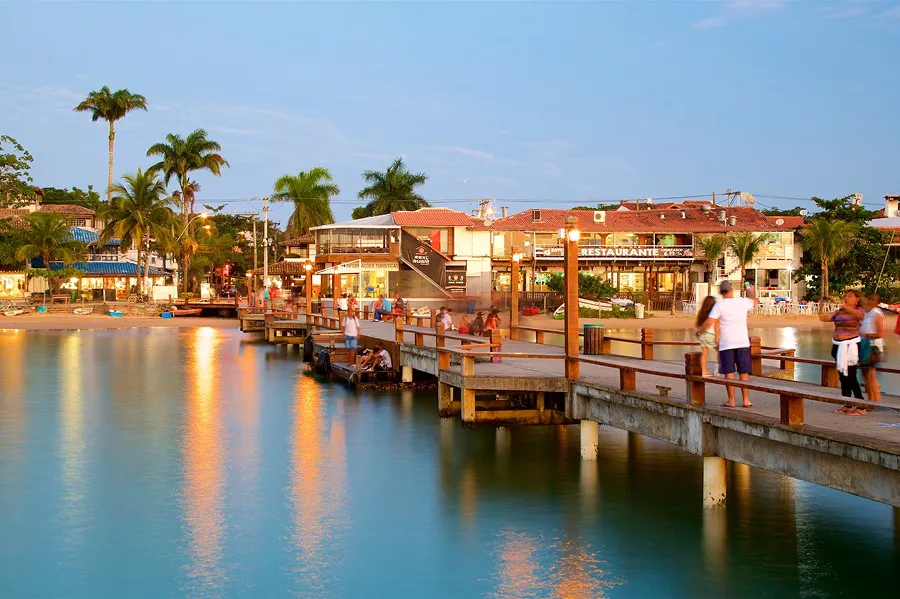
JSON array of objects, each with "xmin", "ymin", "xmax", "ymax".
[
  {"xmin": 799, "ymin": 218, "xmax": 859, "ymax": 301},
  {"xmin": 727, "ymin": 232, "xmax": 774, "ymax": 288},
  {"xmin": 100, "ymin": 169, "xmax": 178, "ymax": 294},
  {"xmin": 73, "ymin": 86, "xmax": 148, "ymax": 202},
  {"xmin": 16, "ymin": 212, "xmax": 86, "ymax": 268},
  {"xmin": 146, "ymin": 129, "xmax": 229, "ymax": 218},
  {"xmin": 357, "ymin": 157, "xmax": 429, "ymax": 216},
  {"xmin": 696, "ymin": 234, "xmax": 727, "ymax": 287},
  {"xmin": 272, "ymin": 167, "xmax": 339, "ymax": 235}
]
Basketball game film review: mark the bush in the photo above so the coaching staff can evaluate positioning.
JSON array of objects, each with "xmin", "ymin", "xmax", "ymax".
[
  {"xmin": 545, "ymin": 272, "xmax": 617, "ymax": 300},
  {"xmin": 180, "ymin": 292, "xmax": 195, "ymax": 300}
]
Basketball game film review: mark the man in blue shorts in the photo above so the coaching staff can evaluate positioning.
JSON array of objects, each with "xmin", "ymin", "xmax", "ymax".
[
  {"xmin": 342, "ymin": 308, "xmax": 360, "ymax": 363},
  {"xmin": 702, "ymin": 280, "xmax": 758, "ymax": 407}
]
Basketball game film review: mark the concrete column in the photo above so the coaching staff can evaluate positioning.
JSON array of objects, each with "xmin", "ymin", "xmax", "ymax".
[
  {"xmin": 703, "ymin": 456, "xmax": 727, "ymax": 508},
  {"xmin": 580, "ymin": 420, "xmax": 599, "ymax": 460},
  {"xmin": 401, "ymin": 365, "xmax": 413, "ymax": 383},
  {"xmin": 461, "ymin": 389, "xmax": 476, "ymax": 423},
  {"xmin": 703, "ymin": 497, "xmax": 728, "ymax": 574},
  {"xmin": 580, "ymin": 459, "xmax": 599, "ymax": 511},
  {"xmin": 438, "ymin": 383, "xmax": 454, "ymax": 417}
]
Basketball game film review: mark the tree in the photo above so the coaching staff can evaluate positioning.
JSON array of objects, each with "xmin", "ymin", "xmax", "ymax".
[
  {"xmin": 351, "ymin": 205, "xmax": 372, "ymax": 220},
  {"xmin": 41, "ymin": 185, "xmax": 103, "ymax": 211},
  {"xmin": 696, "ymin": 234, "xmax": 727, "ymax": 286},
  {"xmin": 146, "ymin": 128, "xmax": 229, "ymax": 292},
  {"xmin": 727, "ymin": 232, "xmax": 773, "ymax": 285},
  {"xmin": 0, "ymin": 135, "xmax": 36, "ymax": 207},
  {"xmin": 545, "ymin": 272, "xmax": 617, "ymax": 299},
  {"xmin": 799, "ymin": 218, "xmax": 859, "ymax": 301},
  {"xmin": 15, "ymin": 212, "xmax": 86, "ymax": 291},
  {"xmin": 762, "ymin": 206, "xmax": 805, "ymax": 216},
  {"xmin": 101, "ymin": 169, "xmax": 178, "ymax": 294},
  {"xmin": 73, "ymin": 86, "xmax": 148, "ymax": 202},
  {"xmin": 357, "ymin": 157, "xmax": 429, "ymax": 216},
  {"xmin": 572, "ymin": 202, "xmax": 620, "ymax": 211},
  {"xmin": 272, "ymin": 167, "xmax": 339, "ymax": 235}
]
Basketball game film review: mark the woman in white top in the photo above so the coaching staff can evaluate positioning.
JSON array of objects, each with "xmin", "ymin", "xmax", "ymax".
[{"xmin": 860, "ymin": 293, "xmax": 885, "ymax": 403}]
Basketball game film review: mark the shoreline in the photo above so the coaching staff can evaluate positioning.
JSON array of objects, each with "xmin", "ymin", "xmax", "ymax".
[{"xmin": 0, "ymin": 314, "xmax": 238, "ymax": 331}]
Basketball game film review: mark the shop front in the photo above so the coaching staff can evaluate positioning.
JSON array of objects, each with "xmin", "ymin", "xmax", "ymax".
[
  {"xmin": 0, "ymin": 272, "xmax": 26, "ymax": 298},
  {"xmin": 317, "ymin": 260, "xmax": 398, "ymax": 299}
]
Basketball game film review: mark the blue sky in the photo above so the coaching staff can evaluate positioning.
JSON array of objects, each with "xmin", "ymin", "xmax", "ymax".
[{"xmin": 2, "ymin": 0, "xmax": 900, "ymax": 224}]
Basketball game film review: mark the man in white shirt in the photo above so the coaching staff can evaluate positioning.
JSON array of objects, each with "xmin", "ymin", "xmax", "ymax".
[
  {"xmin": 342, "ymin": 308, "xmax": 361, "ymax": 363},
  {"xmin": 363, "ymin": 344, "xmax": 392, "ymax": 371},
  {"xmin": 702, "ymin": 280, "xmax": 758, "ymax": 407}
]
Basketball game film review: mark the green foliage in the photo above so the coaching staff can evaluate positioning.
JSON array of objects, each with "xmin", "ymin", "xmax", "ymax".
[
  {"xmin": 571, "ymin": 203, "xmax": 620, "ymax": 211},
  {"xmin": 73, "ymin": 86, "xmax": 148, "ymax": 126},
  {"xmin": 147, "ymin": 128, "xmax": 229, "ymax": 215},
  {"xmin": 0, "ymin": 135, "xmax": 36, "ymax": 207},
  {"xmin": 357, "ymin": 157, "xmax": 429, "ymax": 216},
  {"xmin": 696, "ymin": 234, "xmax": 727, "ymax": 283},
  {"xmin": 727, "ymin": 232, "xmax": 773, "ymax": 282},
  {"xmin": 272, "ymin": 167, "xmax": 338, "ymax": 234},
  {"xmin": 544, "ymin": 272, "xmax": 618, "ymax": 299},
  {"xmin": 351, "ymin": 205, "xmax": 372, "ymax": 220},
  {"xmin": 762, "ymin": 206, "xmax": 805, "ymax": 216},
  {"xmin": 180, "ymin": 292, "xmax": 195, "ymax": 300},
  {"xmin": 16, "ymin": 212, "xmax": 86, "ymax": 268},
  {"xmin": 41, "ymin": 185, "xmax": 103, "ymax": 211},
  {"xmin": 794, "ymin": 196, "xmax": 894, "ymax": 300}
]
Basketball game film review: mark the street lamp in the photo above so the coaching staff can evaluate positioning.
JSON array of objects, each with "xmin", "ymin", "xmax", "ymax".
[
  {"xmin": 303, "ymin": 261, "xmax": 314, "ymax": 315},
  {"xmin": 562, "ymin": 215, "xmax": 580, "ymax": 379},
  {"xmin": 175, "ymin": 212, "xmax": 209, "ymax": 242},
  {"xmin": 509, "ymin": 250, "xmax": 523, "ymax": 339}
]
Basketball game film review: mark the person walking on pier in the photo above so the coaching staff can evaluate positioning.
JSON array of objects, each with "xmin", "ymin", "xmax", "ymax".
[
  {"xmin": 695, "ymin": 295, "xmax": 718, "ymax": 377},
  {"xmin": 819, "ymin": 290, "xmax": 865, "ymax": 412},
  {"xmin": 703, "ymin": 280, "xmax": 757, "ymax": 407},
  {"xmin": 342, "ymin": 308, "xmax": 361, "ymax": 364},
  {"xmin": 860, "ymin": 293, "xmax": 884, "ymax": 403}
]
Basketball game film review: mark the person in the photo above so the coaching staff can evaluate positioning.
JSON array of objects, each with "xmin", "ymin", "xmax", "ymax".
[
  {"xmin": 819, "ymin": 290, "xmax": 865, "ymax": 412},
  {"xmin": 374, "ymin": 294, "xmax": 392, "ymax": 321},
  {"xmin": 470, "ymin": 311, "xmax": 484, "ymax": 336},
  {"xmin": 702, "ymin": 280, "xmax": 757, "ymax": 407},
  {"xmin": 860, "ymin": 293, "xmax": 885, "ymax": 403},
  {"xmin": 483, "ymin": 310, "xmax": 499, "ymax": 336},
  {"xmin": 264, "ymin": 286, "xmax": 270, "ymax": 308},
  {"xmin": 393, "ymin": 293, "xmax": 405, "ymax": 312},
  {"xmin": 337, "ymin": 293, "xmax": 349, "ymax": 316},
  {"xmin": 348, "ymin": 294, "xmax": 358, "ymax": 314},
  {"xmin": 695, "ymin": 295, "xmax": 718, "ymax": 377},
  {"xmin": 438, "ymin": 306, "xmax": 453, "ymax": 330},
  {"xmin": 363, "ymin": 344, "xmax": 392, "ymax": 371},
  {"xmin": 342, "ymin": 308, "xmax": 361, "ymax": 363},
  {"xmin": 457, "ymin": 314, "xmax": 471, "ymax": 335},
  {"xmin": 256, "ymin": 286, "xmax": 264, "ymax": 307}
]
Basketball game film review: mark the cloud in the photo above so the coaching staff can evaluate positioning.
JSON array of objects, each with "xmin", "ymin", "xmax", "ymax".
[
  {"xmin": 209, "ymin": 125, "xmax": 261, "ymax": 136},
  {"xmin": 213, "ymin": 105, "xmax": 351, "ymax": 144},
  {"xmin": 692, "ymin": 0, "xmax": 787, "ymax": 30},
  {"xmin": 433, "ymin": 145, "xmax": 494, "ymax": 161},
  {"xmin": 882, "ymin": 3, "xmax": 900, "ymax": 18}
]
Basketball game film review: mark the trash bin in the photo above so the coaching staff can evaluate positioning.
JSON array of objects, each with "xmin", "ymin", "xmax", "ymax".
[
  {"xmin": 467, "ymin": 299, "xmax": 476, "ymax": 314},
  {"xmin": 583, "ymin": 323, "xmax": 605, "ymax": 355},
  {"xmin": 634, "ymin": 303, "xmax": 645, "ymax": 319}
]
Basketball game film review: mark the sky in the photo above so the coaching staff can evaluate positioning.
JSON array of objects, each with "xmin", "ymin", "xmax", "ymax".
[{"xmin": 2, "ymin": 0, "xmax": 900, "ymax": 226}]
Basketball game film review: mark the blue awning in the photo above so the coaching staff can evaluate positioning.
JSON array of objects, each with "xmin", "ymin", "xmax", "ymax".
[{"xmin": 33, "ymin": 260, "xmax": 168, "ymax": 276}]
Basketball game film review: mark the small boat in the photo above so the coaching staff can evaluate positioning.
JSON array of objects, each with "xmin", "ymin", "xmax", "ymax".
[
  {"xmin": 108, "ymin": 310, "xmax": 124, "ymax": 317},
  {"xmin": 73, "ymin": 307, "xmax": 94, "ymax": 315},
  {"xmin": 171, "ymin": 308, "xmax": 202, "ymax": 317},
  {"xmin": 3, "ymin": 308, "xmax": 24, "ymax": 317}
]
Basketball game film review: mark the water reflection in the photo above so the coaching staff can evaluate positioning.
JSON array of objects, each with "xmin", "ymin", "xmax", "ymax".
[
  {"xmin": 182, "ymin": 327, "xmax": 226, "ymax": 593},
  {"xmin": 491, "ymin": 530, "xmax": 542, "ymax": 598},
  {"xmin": 0, "ymin": 333, "xmax": 26, "ymax": 478},
  {"xmin": 287, "ymin": 374, "xmax": 348, "ymax": 594},
  {"xmin": 60, "ymin": 334, "xmax": 88, "ymax": 553}
]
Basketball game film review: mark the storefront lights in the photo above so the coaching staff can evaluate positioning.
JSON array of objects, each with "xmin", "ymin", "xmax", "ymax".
[
  {"xmin": 567, "ymin": 229, "xmax": 581, "ymax": 243},
  {"xmin": 511, "ymin": 252, "xmax": 523, "ymax": 263}
]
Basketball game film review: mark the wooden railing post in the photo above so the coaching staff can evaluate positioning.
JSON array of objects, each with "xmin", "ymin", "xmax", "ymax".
[
  {"xmin": 436, "ymin": 323, "xmax": 446, "ymax": 348},
  {"xmin": 395, "ymin": 321, "xmax": 405, "ymax": 344},
  {"xmin": 490, "ymin": 329, "xmax": 502, "ymax": 363},
  {"xmin": 429, "ymin": 311, "xmax": 437, "ymax": 329},
  {"xmin": 779, "ymin": 394, "xmax": 804, "ymax": 426},
  {"xmin": 685, "ymin": 352, "xmax": 706, "ymax": 406},
  {"xmin": 600, "ymin": 334, "xmax": 611, "ymax": 355},
  {"xmin": 781, "ymin": 349, "xmax": 796, "ymax": 378},
  {"xmin": 363, "ymin": 304, "xmax": 370, "ymax": 320},
  {"xmin": 641, "ymin": 328, "xmax": 654, "ymax": 360},
  {"xmin": 821, "ymin": 363, "xmax": 839, "ymax": 388},
  {"xmin": 535, "ymin": 330, "xmax": 545, "ymax": 345},
  {"xmin": 415, "ymin": 329, "xmax": 425, "ymax": 346},
  {"xmin": 749, "ymin": 336, "xmax": 762, "ymax": 376},
  {"xmin": 620, "ymin": 367, "xmax": 636, "ymax": 391},
  {"xmin": 461, "ymin": 354, "xmax": 475, "ymax": 376},
  {"xmin": 438, "ymin": 348, "xmax": 451, "ymax": 370}
]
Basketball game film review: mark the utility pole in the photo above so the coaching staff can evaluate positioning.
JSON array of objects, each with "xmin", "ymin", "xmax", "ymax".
[
  {"xmin": 263, "ymin": 196, "xmax": 269, "ymax": 294},
  {"xmin": 234, "ymin": 211, "xmax": 259, "ymax": 295}
]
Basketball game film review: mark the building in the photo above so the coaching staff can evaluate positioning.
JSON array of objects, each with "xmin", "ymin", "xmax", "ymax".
[{"xmin": 489, "ymin": 205, "xmax": 802, "ymax": 301}]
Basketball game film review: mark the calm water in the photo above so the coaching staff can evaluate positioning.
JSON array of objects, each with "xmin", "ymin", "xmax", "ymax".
[{"xmin": 1, "ymin": 327, "xmax": 898, "ymax": 599}]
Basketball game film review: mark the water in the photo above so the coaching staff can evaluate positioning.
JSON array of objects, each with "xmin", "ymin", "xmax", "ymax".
[{"xmin": 1, "ymin": 327, "xmax": 898, "ymax": 598}]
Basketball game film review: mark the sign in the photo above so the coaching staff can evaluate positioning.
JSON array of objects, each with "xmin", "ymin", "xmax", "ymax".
[
  {"xmin": 400, "ymin": 230, "xmax": 446, "ymax": 285},
  {"xmin": 446, "ymin": 271, "xmax": 467, "ymax": 288},
  {"xmin": 534, "ymin": 246, "xmax": 694, "ymax": 260}
]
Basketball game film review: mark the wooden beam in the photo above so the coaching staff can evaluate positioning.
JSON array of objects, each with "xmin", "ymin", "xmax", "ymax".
[
  {"xmin": 685, "ymin": 352, "xmax": 706, "ymax": 406},
  {"xmin": 779, "ymin": 394, "xmax": 804, "ymax": 426}
]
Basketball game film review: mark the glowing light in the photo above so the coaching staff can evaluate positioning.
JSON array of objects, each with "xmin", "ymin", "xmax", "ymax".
[
  {"xmin": 567, "ymin": 229, "xmax": 581, "ymax": 243},
  {"xmin": 511, "ymin": 252, "xmax": 523, "ymax": 263}
]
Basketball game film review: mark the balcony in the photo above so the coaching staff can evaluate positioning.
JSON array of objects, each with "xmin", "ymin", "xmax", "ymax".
[{"xmin": 532, "ymin": 244, "xmax": 694, "ymax": 260}]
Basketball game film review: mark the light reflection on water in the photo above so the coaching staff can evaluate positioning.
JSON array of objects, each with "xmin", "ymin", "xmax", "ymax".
[{"xmin": 0, "ymin": 327, "xmax": 897, "ymax": 598}]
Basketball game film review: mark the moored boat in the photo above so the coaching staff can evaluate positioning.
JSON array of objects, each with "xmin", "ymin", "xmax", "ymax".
[{"xmin": 171, "ymin": 308, "xmax": 202, "ymax": 317}]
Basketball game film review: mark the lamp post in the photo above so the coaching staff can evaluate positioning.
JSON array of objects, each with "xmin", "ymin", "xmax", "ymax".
[
  {"xmin": 510, "ymin": 248, "xmax": 522, "ymax": 340},
  {"xmin": 561, "ymin": 216, "xmax": 580, "ymax": 379},
  {"xmin": 173, "ymin": 212, "xmax": 209, "ymax": 293},
  {"xmin": 304, "ymin": 261, "xmax": 313, "ymax": 316},
  {"xmin": 332, "ymin": 266, "xmax": 341, "ymax": 316}
]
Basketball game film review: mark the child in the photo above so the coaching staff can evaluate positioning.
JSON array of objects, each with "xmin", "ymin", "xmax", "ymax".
[{"xmin": 696, "ymin": 295, "xmax": 718, "ymax": 377}]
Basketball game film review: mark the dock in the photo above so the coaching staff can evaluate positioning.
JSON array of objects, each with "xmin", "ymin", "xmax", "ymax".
[{"xmin": 242, "ymin": 308, "xmax": 900, "ymax": 508}]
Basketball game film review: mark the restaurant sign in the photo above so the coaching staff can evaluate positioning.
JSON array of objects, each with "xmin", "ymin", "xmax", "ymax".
[
  {"xmin": 534, "ymin": 246, "xmax": 694, "ymax": 260},
  {"xmin": 446, "ymin": 271, "xmax": 467, "ymax": 288}
]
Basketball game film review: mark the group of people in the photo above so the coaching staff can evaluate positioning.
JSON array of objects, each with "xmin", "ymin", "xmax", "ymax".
[
  {"xmin": 453, "ymin": 308, "xmax": 501, "ymax": 336},
  {"xmin": 696, "ymin": 280, "xmax": 889, "ymax": 414}
]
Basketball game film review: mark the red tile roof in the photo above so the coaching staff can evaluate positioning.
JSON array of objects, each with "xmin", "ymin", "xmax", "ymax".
[
  {"xmin": 391, "ymin": 208, "xmax": 476, "ymax": 227},
  {"xmin": 490, "ymin": 207, "xmax": 799, "ymax": 234},
  {"xmin": 0, "ymin": 208, "xmax": 29, "ymax": 228},
  {"xmin": 766, "ymin": 216, "xmax": 804, "ymax": 229},
  {"xmin": 40, "ymin": 204, "xmax": 95, "ymax": 216}
]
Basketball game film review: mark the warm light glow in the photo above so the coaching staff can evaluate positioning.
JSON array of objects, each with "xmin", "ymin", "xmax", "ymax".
[
  {"xmin": 202, "ymin": 224, "xmax": 211, "ymax": 230},
  {"xmin": 200, "ymin": 212, "xmax": 209, "ymax": 219},
  {"xmin": 303, "ymin": 262, "xmax": 313, "ymax": 272},
  {"xmin": 558, "ymin": 228, "xmax": 566, "ymax": 240},
  {"xmin": 786, "ymin": 264, "xmax": 793, "ymax": 273},
  {"xmin": 246, "ymin": 272, "xmax": 252, "ymax": 278},
  {"xmin": 567, "ymin": 229, "xmax": 581, "ymax": 243},
  {"xmin": 511, "ymin": 252, "xmax": 523, "ymax": 263}
]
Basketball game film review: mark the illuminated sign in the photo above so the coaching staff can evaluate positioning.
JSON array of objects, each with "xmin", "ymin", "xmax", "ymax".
[{"xmin": 533, "ymin": 246, "xmax": 694, "ymax": 260}]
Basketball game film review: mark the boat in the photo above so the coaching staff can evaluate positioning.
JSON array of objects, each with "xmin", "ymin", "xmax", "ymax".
[
  {"xmin": 73, "ymin": 307, "xmax": 94, "ymax": 315},
  {"xmin": 553, "ymin": 296, "xmax": 635, "ymax": 317},
  {"xmin": 108, "ymin": 310, "xmax": 124, "ymax": 317},
  {"xmin": 3, "ymin": 308, "xmax": 24, "ymax": 317},
  {"xmin": 171, "ymin": 308, "xmax": 203, "ymax": 317}
]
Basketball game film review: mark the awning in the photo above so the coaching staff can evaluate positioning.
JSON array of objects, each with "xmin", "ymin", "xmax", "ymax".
[{"xmin": 316, "ymin": 259, "xmax": 362, "ymax": 276}]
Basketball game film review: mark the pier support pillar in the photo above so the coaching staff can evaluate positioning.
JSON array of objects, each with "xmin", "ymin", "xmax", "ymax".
[
  {"xmin": 580, "ymin": 420, "xmax": 599, "ymax": 460},
  {"xmin": 461, "ymin": 389, "xmax": 476, "ymax": 423},
  {"xmin": 703, "ymin": 456, "xmax": 727, "ymax": 509},
  {"xmin": 438, "ymin": 383, "xmax": 454, "ymax": 417},
  {"xmin": 401, "ymin": 365, "xmax": 413, "ymax": 383}
]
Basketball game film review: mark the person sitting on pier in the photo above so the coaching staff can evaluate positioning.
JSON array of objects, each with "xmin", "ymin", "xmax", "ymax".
[
  {"xmin": 337, "ymin": 293, "xmax": 349, "ymax": 316},
  {"xmin": 363, "ymin": 344, "xmax": 392, "ymax": 371},
  {"xmin": 695, "ymin": 295, "xmax": 719, "ymax": 377},
  {"xmin": 702, "ymin": 280, "xmax": 757, "ymax": 407},
  {"xmin": 393, "ymin": 293, "xmax": 405, "ymax": 312},
  {"xmin": 342, "ymin": 308, "xmax": 361, "ymax": 363},
  {"xmin": 470, "ymin": 311, "xmax": 484, "ymax": 336},
  {"xmin": 373, "ymin": 295, "xmax": 392, "ymax": 321},
  {"xmin": 438, "ymin": 306, "xmax": 454, "ymax": 331},
  {"xmin": 820, "ymin": 290, "xmax": 866, "ymax": 413},
  {"xmin": 457, "ymin": 314, "xmax": 471, "ymax": 335}
]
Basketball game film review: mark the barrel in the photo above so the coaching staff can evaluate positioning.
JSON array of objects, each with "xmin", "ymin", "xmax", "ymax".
[{"xmin": 583, "ymin": 323, "xmax": 605, "ymax": 355}]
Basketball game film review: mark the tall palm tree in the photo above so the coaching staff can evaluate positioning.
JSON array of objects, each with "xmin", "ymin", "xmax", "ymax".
[
  {"xmin": 727, "ymin": 232, "xmax": 774, "ymax": 288},
  {"xmin": 799, "ymin": 218, "xmax": 858, "ymax": 301},
  {"xmin": 357, "ymin": 157, "xmax": 429, "ymax": 216},
  {"xmin": 146, "ymin": 128, "xmax": 229, "ymax": 218},
  {"xmin": 696, "ymin": 234, "xmax": 727, "ymax": 287},
  {"xmin": 272, "ymin": 167, "xmax": 339, "ymax": 235},
  {"xmin": 16, "ymin": 212, "xmax": 86, "ymax": 268},
  {"xmin": 101, "ymin": 169, "xmax": 178, "ymax": 294},
  {"xmin": 73, "ymin": 86, "xmax": 148, "ymax": 202}
]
